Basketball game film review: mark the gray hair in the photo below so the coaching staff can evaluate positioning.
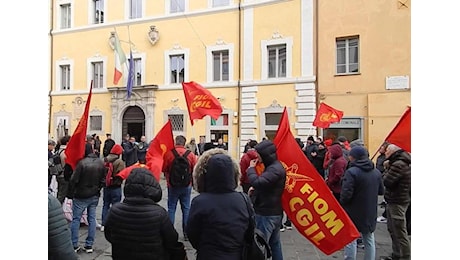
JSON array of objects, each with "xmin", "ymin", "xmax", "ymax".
[{"xmin": 386, "ymin": 144, "xmax": 402, "ymax": 153}]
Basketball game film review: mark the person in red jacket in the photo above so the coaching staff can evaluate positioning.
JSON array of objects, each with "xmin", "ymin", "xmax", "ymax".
[
  {"xmin": 326, "ymin": 143, "xmax": 348, "ymax": 202},
  {"xmin": 162, "ymin": 135, "xmax": 197, "ymax": 241},
  {"xmin": 239, "ymin": 140, "xmax": 259, "ymax": 193}
]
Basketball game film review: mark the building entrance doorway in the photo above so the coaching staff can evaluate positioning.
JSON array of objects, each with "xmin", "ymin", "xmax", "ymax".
[{"xmin": 122, "ymin": 106, "xmax": 145, "ymax": 142}]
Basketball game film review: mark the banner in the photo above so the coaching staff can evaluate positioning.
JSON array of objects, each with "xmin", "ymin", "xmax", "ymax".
[
  {"xmin": 65, "ymin": 81, "xmax": 93, "ymax": 170},
  {"xmin": 145, "ymin": 120, "xmax": 175, "ymax": 181},
  {"xmin": 385, "ymin": 106, "xmax": 411, "ymax": 152},
  {"xmin": 182, "ymin": 81, "xmax": 223, "ymax": 126},
  {"xmin": 274, "ymin": 107, "xmax": 360, "ymax": 255},
  {"xmin": 312, "ymin": 103, "xmax": 344, "ymax": 129}
]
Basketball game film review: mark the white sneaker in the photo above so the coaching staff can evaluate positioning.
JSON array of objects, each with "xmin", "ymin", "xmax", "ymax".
[
  {"xmin": 280, "ymin": 226, "xmax": 286, "ymax": 232},
  {"xmin": 100, "ymin": 226, "xmax": 105, "ymax": 232},
  {"xmin": 377, "ymin": 216, "xmax": 387, "ymax": 223}
]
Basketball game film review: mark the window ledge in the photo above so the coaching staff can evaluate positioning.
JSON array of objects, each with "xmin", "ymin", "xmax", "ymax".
[{"xmin": 335, "ymin": 73, "xmax": 361, "ymax": 77}]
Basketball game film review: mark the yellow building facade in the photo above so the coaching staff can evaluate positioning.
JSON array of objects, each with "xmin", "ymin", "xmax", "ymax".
[
  {"xmin": 316, "ymin": 0, "xmax": 411, "ymax": 155},
  {"xmin": 49, "ymin": 0, "xmax": 316, "ymax": 159}
]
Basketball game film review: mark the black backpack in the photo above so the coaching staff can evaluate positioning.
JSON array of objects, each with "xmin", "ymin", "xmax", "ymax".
[
  {"xmin": 169, "ymin": 149, "xmax": 192, "ymax": 187},
  {"xmin": 48, "ymin": 150, "xmax": 64, "ymax": 176}
]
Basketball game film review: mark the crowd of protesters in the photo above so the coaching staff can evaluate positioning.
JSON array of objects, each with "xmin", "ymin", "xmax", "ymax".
[{"xmin": 48, "ymin": 133, "xmax": 410, "ymax": 260}]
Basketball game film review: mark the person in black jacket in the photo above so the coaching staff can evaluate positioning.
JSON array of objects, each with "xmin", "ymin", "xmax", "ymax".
[
  {"xmin": 122, "ymin": 136, "xmax": 138, "ymax": 167},
  {"xmin": 247, "ymin": 140, "xmax": 286, "ymax": 260},
  {"xmin": 68, "ymin": 144, "xmax": 106, "ymax": 254},
  {"xmin": 103, "ymin": 133, "xmax": 116, "ymax": 158},
  {"xmin": 48, "ymin": 192, "xmax": 78, "ymax": 260},
  {"xmin": 340, "ymin": 146, "xmax": 384, "ymax": 260},
  {"xmin": 104, "ymin": 168, "xmax": 186, "ymax": 260},
  {"xmin": 187, "ymin": 148, "xmax": 249, "ymax": 260}
]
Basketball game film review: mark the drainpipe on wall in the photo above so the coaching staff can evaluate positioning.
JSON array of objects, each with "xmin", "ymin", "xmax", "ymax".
[
  {"xmin": 48, "ymin": 0, "xmax": 54, "ymax": 136},
  {"xmin": 237, "ymin": 0, "xmax": 242, "ymax": 159},
  {"xmin": 314, "ymin": 0, "xmax": 320, "ymax": 137}
]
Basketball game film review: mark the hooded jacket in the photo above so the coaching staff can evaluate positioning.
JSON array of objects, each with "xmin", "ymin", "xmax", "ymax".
[
  {"xmin": 187, "ymin": 149, "xmax": 248, "ymax": 260},
  {"xmin": 340, "ymin": 158, "xmax": 384, "ymax": 233},
  {"xmin": 48, "ymin": 193, "xmax": 78, "ymax": 260},
  {"xmin": 383, "ymin": 149, "xmax": 411, "ymax": 204},
  {"xmin": 326, "ymin": 144, "xmax": 348, "ymax": 194},
  {"xmin": 105, "ymin": 168, "xmax": 185, "ymax": 260},
  {"xmin": 247, "ymin": 140, "xmax": 286, "ymax": 216}
]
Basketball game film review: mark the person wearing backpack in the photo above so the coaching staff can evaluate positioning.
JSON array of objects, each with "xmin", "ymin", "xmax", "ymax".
[
  {"xmin": 162, "ymin": 135, "xmax": 197, "ymax": 241},
  {"xmin": 101, "ymin": 144, "xmax": 126, "ymax": 232}
]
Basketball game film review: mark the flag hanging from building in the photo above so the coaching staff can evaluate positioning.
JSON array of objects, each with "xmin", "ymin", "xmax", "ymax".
[
  {"xmin": 312, "ymin": 102, "xmax": 344, "ymax": 128},
  {"xmin": 113, "ymin": 32, "xmax": 126, "ymax": 85},
  {"xmin": 182, "ymin": 81, "xmax": 223, "ymax": 126},
  {"xmin": 273, "ymin": 107, "xmax": 360, "ymax": 255},
  {"xmin": 126, "ymin": 49, "xmax": 134, "ymax": 99},
  {"xmin": 64, "ymin": 81, "xmax": 94, "ymax": 170},
  {"xmin": 385, "ymin": 106, "xmax": 411, "ymax": 152},
  {"xmin": 145, "ymin": 120, "xmax": 175, "ymax": 181}
]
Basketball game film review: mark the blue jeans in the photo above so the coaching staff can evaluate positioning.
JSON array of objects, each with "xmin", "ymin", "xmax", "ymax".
[
  {"xmin": 70, "ymin": 195, "xmax": 99, "ymax": 247},
  {"xmin": 344, "ymin": 232, "xmax": 375, "ymax": 260},
  {"xmin": 255, "ymin": 214, "xmax": 283, "ymax": 260},
  {"xmin": 167, "ymin": 186, "xmax": 192, "ymax": 233},
  {"xmin": 101, "ymin": 187, "xmax": 122, "ymax": 226}
]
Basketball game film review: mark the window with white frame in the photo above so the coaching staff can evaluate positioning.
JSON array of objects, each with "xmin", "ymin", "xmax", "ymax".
[
  {"xmin": 92, "ymin": 0, "xmax": 104, "ymax": 24},
  {"xmin": 268, "ymin": 44, "xmax": 286, "ymax": 78},
  {"xmin": 212, "ymin": 0, "xmax": 229, "ymax": 7},
  {"xmin": 212, "ymin": 50, "xmax": 229, "ymax": 81},
  {"xmin": 130, "ymin": 0, "xmax": 142, "ymax": 18},
  {"xmin": 170, "ymin": 54, "xmax": 185, "ymax": 84},
  {"xmin": 207, "ymin": 44, "xmax": 234, "ymax": 83},
  {"xmin": 90, "ymin": 115, "xmax": 102, "ymax": 131},
  {"xmin": 60, "ymin": 65, "xmax": 70, "ymax": 90},
  {"xmin": 170, "ymin": 0, "xmax": 185, "ymax": 13},
  {"xmin": 56, "ymin": 59, "xmax": 73, "ymax": 92},
  {"xmin": 259, "ymin": 106, "xmax": 284, "ymax": 141},
  {"xmin": 261, "ymin": 37, "xmax": 292, "ymax": 80},
  {"xmin": 60, "ymin": 3, "xmax": 72, "ymax": 29},
  {"xmin": 91, "ymin": 61, "xmax": 104, "ymax": 88},
  {"xmin": 336, "ymin": 36, "xmax": 359, "ymax": 74},
  {"xmin": 168, "ymin": 114, "xmax": 184, "ymax": 132}
]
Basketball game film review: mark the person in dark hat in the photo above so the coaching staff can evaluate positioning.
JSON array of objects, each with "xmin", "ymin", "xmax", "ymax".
[
  {"xmin": 67, "ymin": 143, "xmax": 106, "ymax": 253},
  {"xmin": 340, "ymin": 145, "xmax": 384, "ymax": 260},
  {"xmin": 103, "ymin": 133, "xmax": 116, "ymax": 158}
]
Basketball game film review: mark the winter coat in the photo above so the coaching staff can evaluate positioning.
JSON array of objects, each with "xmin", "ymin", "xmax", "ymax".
[
  {"xmin": 188, "ymin": 150, "xmax": 248, "ymax": 260},
  {"xmin": 311, "ymin": 147, "xmax": 327, "ymax": 178},
  {"xmin": 304, "ymin": 143, "xmax": 318, "ymax": 162},
  {"xmin": 122, "ymin": 141, "xmax": 138, "ymax": 167},
  {"xmin": 326, "ymin": 144, "xmax": 348, "ymax": 194},
  {"xmin": 239, "ymin": 149, "xmax": 259, "ymax": 185},
  {"xmin": 247, "ymin": 140, "xmax": 286, "ymax": 216},
  {"xmin": 340, "ymin": 158, "xmax": 384, "ymax": 233},
  {"xmin": 48, "ymin": 193, "xmax": 78, "ymax": 260},
  {"xmin": 105, "ymin": 154, "xmax": 126, "ymax": 188},
  {"xmin": 383, "ymin": 149, "xmax": 411, "ymax": 204},
  {"xmin": 136, "ymin": 141, "xmax": 149, "ymax": 163},
  {"xmin": 67, "ymin": 154, "xmax": 105, "ymax": 199},
  {"xmin": 105, "ymin": 168, "xmax": 185, "ymax": 260}
]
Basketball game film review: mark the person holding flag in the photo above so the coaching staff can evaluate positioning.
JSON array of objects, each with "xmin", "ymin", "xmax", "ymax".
[{"xmin": 247, "ymin": 140, "xmax": 286, "ymax": 260}]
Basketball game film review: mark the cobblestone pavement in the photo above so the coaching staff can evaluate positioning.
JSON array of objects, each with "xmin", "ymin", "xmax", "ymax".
[{"xmin": 69, "ymin": 177, "xmax": 394, "ymax": 260}]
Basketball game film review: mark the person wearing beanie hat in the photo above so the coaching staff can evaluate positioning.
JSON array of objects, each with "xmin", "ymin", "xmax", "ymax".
[
  {"xmin": 104, "ymin": 168, "xmax": 186, "ymax": 260},
  {"xmin": 349, "ymin": 139, "xmax": 365, "ymax": 149},
  {"xmin": 100, "ymin": 144, "xmax": 126, "ymax": 232},
  {"xmin": 340, "ymin": 143, "xmax": 384, "ymax": 260}
]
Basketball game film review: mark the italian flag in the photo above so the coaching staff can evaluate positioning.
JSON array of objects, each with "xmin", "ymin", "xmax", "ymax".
[{"xmin": 113, "ymin": 32, "xmax": 126, "ymax": 85}]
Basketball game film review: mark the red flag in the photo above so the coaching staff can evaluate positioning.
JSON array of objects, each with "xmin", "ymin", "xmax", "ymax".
[
  {"xmin": 274, "ymin": 107, "xmax": 360, "ymax": 255},
  {"xmin": 385, "ymin": 106, "xmax": 411, "ymax": 152},
  {"xmin": 116, "ymin": 162, "xmax": 149, "ymax": 181},
  {"xmin": 64, "ymin": 81, "xmax": 93, "ymax": 170},
  {"xmin": 313, "ymin": 103, "xmax": 344, "ymax": 128},
  {"xmin": 182, "ymin": 81, "xmax": 223, "ymax": 126},
  {"xmin": 145, "ymin": 120, "xmax": 175, "ymax": 181}
]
